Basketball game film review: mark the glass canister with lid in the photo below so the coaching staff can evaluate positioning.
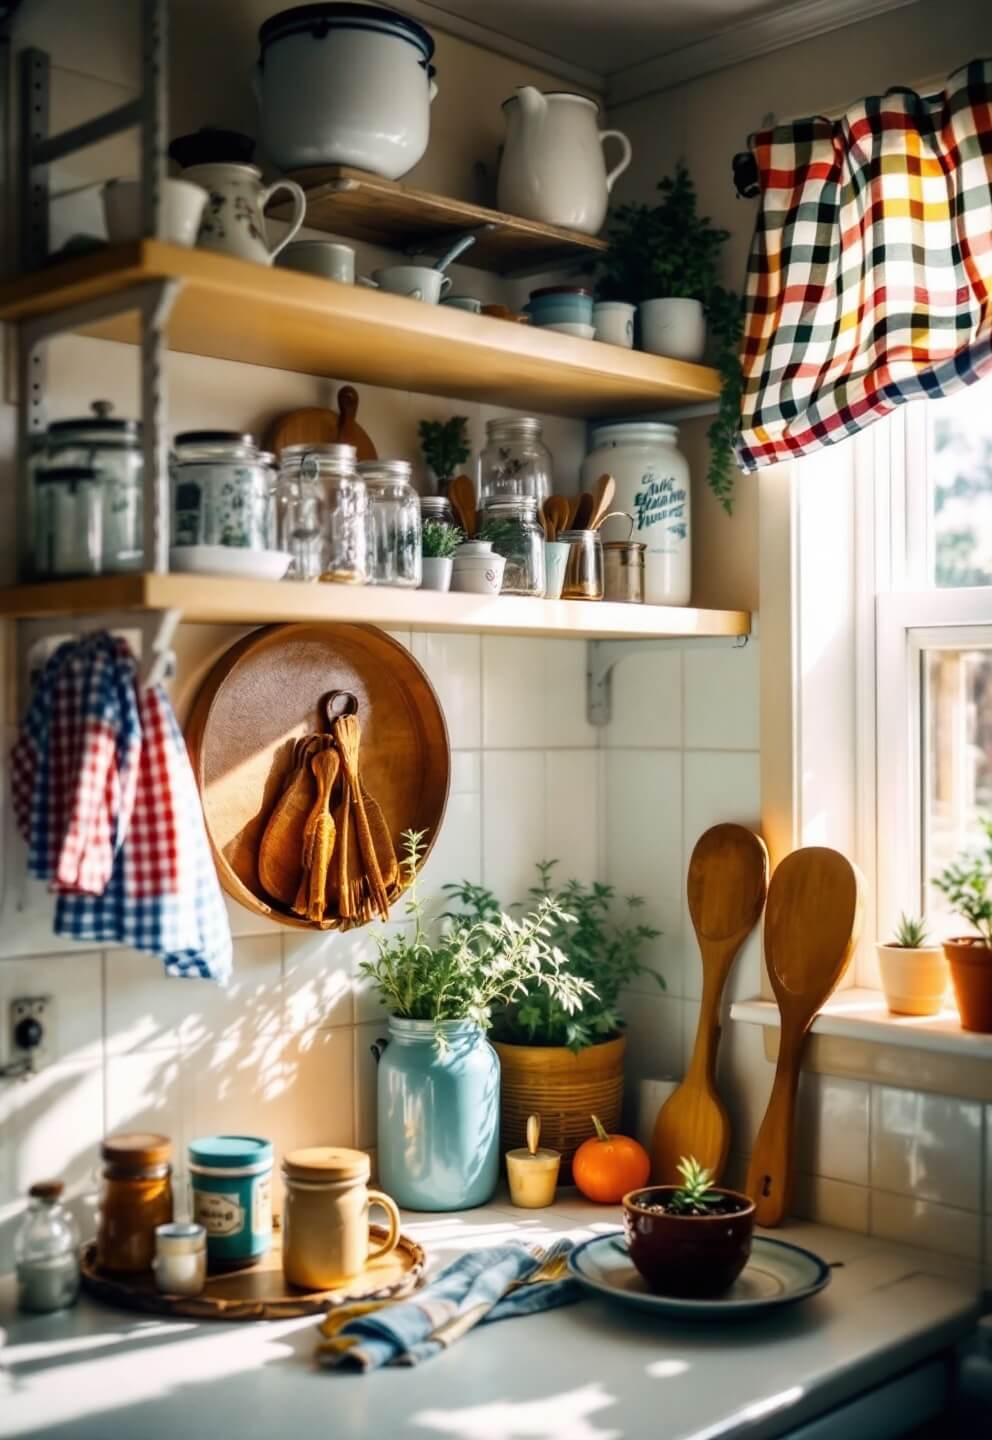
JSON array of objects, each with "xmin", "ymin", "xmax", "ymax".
[
  {"xmin": 359, "ymin": 459, "xmax": 422, "ymax": 588},
  {"xmin": 96, "ymin": 1132, "xmax": 173, "ymax": 1273},
  {"xmin": 33, "ymin": 466, "xmax": 103, "ymax": 578},
  {"xmin": 170, "ymin": 431, "xmax": 276, "ymax": 556},
  {"xmin": 15, "ymin": 1179, "xmax": 80, "ymax": 1313},
  {"xmin": 29, "ymin": 400, "xmax": 143, "ymax": 574},
  {"xmin": 277, "ymin": 443, "xmax": 369, "ymax": 584},
  {"xmin": 581, "ymin": 422, "xmax": 690, "ymax": 606},
  {"xmin": 479, "ymin": 496, "xmax": 546, "ymax": 596},
  {"xmin": 478, "ymin": 417, "xmax": 553, "ymax": 503}
]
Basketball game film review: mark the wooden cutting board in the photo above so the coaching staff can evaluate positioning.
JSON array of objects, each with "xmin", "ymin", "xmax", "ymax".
[
  {"xmin": 651, "ymin": 824, "xmax": 768, "ymax": 1183},
  {"xmin": 746, "ymin": 846, "xmax": 863, "ymax": 1225},
  {"xmin": 266, "ymin": 384, "xmax": 378, "ymax": 460}
]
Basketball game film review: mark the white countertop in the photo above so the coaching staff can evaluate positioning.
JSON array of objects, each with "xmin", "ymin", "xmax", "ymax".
[{"xmin": 0, "ymin": 1193, "xmax": 981, "ymax": 1440}]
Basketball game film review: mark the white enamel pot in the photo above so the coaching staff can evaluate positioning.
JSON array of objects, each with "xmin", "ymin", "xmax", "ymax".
[{"xmin": 253, "ymin": 4, "xmax": 437, "ymax": 180}]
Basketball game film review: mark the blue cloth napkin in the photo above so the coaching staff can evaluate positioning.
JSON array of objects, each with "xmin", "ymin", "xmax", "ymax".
[{"xmin": 316, "ymin": 1238, "xmax": 581, "ymax": 1370}]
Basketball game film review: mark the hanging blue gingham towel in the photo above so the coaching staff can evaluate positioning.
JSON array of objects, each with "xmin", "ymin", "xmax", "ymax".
[{"xmin": 316, "ymin": 1240, "xmax": 582, "ymax": 1370}]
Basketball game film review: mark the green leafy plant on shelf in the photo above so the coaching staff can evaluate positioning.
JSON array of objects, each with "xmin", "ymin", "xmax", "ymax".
[
  {"xmin": 358, "ymin": 832, "xmax": 595, "ymax": 1047},
  {"xmin": 666, "ymin": 1156, "xmax": 722, "ymax": 1215},
  {"xmin": 888, "ymin": 913, "xmax": 931, "ymax": 948},
  {"xmin": 421, "ymin": 518, "xmax": 464, "ymax": 558},
  {"xmin": 598, "ymin": 161, "xmax": 743, "ymax": 514},
  {"xmin": 418, "ymin": 416, "xmax": 471, "ymax": 488},
  {"xmin": 444, "ymin": 860, "xmax": 663, "ymax": 1051},
  {"xmin": 933, "ymin": 819, "xmax": 992, "ymax": 945}
]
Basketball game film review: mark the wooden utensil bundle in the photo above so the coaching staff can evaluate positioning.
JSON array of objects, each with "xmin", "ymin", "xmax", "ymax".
[{"xmin": 541, "ymin": 476, "xmax": 616, "ymax": 540}]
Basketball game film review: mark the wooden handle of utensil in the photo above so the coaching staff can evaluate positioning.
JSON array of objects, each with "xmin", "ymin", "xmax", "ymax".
[
  {"xmin": 336, "ymin": 386, "xmax": 360, "ymax": 446},
  {"xmin": 685, "ymin": 939, "xmax": 739, "ymax": 1087},
  {"xmin": 745, "ymin": 1025, "xmax": 805, "ymax": 1226}
]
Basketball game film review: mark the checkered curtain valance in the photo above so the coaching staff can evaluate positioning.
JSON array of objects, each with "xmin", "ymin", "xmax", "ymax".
[{"xmin": 736, "ymin": 59, "xmax": 992, "ymax": 472}]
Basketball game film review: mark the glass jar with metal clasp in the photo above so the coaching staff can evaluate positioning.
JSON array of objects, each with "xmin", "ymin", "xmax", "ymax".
[
  {"xmin": 359, "ymin": 459, "xmax": 422, "ymax": 588},
  {"xmin": 170, "ymin": 431, "xmax": 277, "ymax": 570},
  {"xmin": 478, "ymin": 416, "xmax": 553, "ymax": 504},
  {"xmin": 479, "ymin": 495, "xmax": 546, "ymax": 596},
  {"xmin": 277, "ymin": 443, "xmax": 369, "ymax": 584}
]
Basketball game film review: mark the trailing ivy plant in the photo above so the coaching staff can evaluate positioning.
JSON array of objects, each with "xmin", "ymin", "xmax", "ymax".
[{"xmin": 418, "ymin": 416, "xmax": 471, "ymax": 487}]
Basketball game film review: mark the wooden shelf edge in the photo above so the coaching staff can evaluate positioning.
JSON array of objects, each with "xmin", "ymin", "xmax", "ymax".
[{"xmin": 0, "ymin": 574, "xmax": 751, "ymax": 641}]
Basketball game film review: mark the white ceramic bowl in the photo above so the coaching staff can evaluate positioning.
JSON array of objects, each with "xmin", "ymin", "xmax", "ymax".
[
  {"xmin": 104, "ymin": 178, "xmax": 209, "ymax": 248},
  {"xmin": 170, "ymin": 546, "xmax": 292, "ymax": 580}
]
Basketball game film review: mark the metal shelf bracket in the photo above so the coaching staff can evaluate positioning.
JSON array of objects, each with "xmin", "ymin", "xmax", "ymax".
[{"xmin": 587, "ymin": 633, "xmax": 749, "ymax": 726}]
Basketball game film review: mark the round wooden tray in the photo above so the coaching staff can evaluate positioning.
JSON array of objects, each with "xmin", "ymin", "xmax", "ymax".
[
  {"xmin": 80, "ymin": 1226, "xmax": 426, "ymax": 1321},
  {"xmin": 185, "ymin": 623, "xmax": 450, "ymax": 929}
]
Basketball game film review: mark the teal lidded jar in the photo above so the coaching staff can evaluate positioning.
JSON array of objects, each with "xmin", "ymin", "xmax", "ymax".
[
  {"xmin": 376, "ymin": 1018, "xmax": 500, "ymax": 1211},
  {"xmin": 188, "ymin": 1136, "xmax": 273, "ymax": 1267}
]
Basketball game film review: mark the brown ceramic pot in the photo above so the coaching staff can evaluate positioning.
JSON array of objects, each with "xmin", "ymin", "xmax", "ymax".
[
  {"xmin": 943, "ymin": 939, "xmax": 992, "ymax": 1032},
  {"xmin": 622, "ymin": 1185, "xmax": 755, "ymax": 1298}
]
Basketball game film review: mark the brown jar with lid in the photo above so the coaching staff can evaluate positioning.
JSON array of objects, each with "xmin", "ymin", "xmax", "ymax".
[{"xmin": 96, "ymin": 1133, "xmax": 173, "ymax": 1273}]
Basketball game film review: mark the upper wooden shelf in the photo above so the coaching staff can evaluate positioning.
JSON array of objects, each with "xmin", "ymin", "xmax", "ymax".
[
  {"xmin": 0, "ymin": 242, "xmax": 720, "ymax": 419},
  {"xmin": 0, "ymin": 573, "xmax": 750, "ymax": 642},
  {"xmin": 272, "ymin": 166, "xmax": 608, "ymax": 276}
]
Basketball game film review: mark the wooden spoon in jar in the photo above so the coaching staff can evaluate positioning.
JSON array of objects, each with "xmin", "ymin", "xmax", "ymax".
[
  {"xmin": 545, "ymin": 496, "xmax": 570, "ymax": 540},
  {"xmin": 587, "ymin": 474, "xmax": 616, "ymax": 531},
  {"xmin": 448, "ymin": 474, "xmax": 476, "ymax": 539}
]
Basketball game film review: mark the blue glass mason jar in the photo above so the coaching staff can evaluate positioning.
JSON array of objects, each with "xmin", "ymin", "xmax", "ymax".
[{"xmin": 376, "ymin": 1018, "xmax": 500, "ymax": 1211}]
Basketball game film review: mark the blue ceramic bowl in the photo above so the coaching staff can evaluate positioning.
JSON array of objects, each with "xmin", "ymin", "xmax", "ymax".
[{"xmin": 526, "ymin": 295, "xmax": 594, "ymax": 325}]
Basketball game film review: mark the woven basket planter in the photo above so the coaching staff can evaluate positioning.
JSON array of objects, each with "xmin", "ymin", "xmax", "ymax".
[{"xmin": 492, "ymin": 1033, "xmax": 626, "ymax": 1179}]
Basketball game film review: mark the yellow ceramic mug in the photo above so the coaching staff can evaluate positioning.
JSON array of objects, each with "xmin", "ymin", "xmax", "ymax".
[{"xmin": 281, "ymin": 1147, "xmax": 400, "ymax": 1289}]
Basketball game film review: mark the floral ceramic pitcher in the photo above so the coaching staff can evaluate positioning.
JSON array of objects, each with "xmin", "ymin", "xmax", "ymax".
[{"xmin": 182, "ymin": 162, "xmax": 306, "ymax": 265}]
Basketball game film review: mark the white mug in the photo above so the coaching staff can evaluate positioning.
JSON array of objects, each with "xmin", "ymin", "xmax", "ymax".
[
  {"xmin": 276, "ymin": 240, "xmax": 356, "ymax": 283},
  {"xmin": 593, "ymin": 301, "xmax": 636, "ymax": 349},
  {"xmin": 372, "ymin": 265, "xmax": 452, "ymax": 304},
  {"xmin": 103, "ymin": 177, "xmax": 209, "ymax": 248}
]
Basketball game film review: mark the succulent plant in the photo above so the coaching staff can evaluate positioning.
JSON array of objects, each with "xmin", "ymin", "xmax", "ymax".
[
  {"xmin": 667, "ymin": 1156, "xmax": 722, "ymax": 1215},
  {"xmin": 889, "ymin": 913, "xmax": 931, "ymax": 948}
]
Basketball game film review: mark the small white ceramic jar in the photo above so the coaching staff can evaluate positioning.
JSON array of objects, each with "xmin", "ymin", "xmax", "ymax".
[
  {"xmin": 451, "ymin": 539, "xmax": 506, "ymax": 595},
  {"xmin": 153, "ymin": 1222, "xmax": 207, "ymax": 1297},
  {"xmin": 593, "ymin": 301, "xmax": 635, "ymax": 348}
]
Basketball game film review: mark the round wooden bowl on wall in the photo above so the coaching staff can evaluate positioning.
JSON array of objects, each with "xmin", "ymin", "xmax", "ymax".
[{"xmin": 185, "ymin": 623, "xmax": 450, "ymax": 929}]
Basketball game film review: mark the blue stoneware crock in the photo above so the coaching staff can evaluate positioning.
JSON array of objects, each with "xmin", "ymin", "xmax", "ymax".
[{"xmin": 188, "ymin": 1135, "xmax": 273, "ymax": 1266}]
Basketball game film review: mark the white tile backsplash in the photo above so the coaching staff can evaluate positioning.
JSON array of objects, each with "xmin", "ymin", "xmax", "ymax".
[
  {"xmin": 870, "ymin": 1087, "xmax": 983, "ymax": 1211},
  {"xmin": 869, "ymin": 1190, "xmax": 982, "ymax": 1260},
  {"xmin": 683, "ymin": 640, "xmax": 760, "ymax": 750}
]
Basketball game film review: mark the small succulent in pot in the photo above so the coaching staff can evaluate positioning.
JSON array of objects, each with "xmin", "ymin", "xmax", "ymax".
[
  {"xmin": 875, "ymin": 912, "xmax": 949, "ymax": 1018},
  {"xmin": 622, "ymin": 1156, "xmax": 755, "ymax": 1298}
]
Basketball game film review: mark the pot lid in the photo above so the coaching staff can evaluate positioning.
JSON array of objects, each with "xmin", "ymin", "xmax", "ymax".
[
  {"xmin": 188, "ymin": 1135, "xmax": 273, "ymax": 1169},
  {"xmin": 35, "ymin": 466, "xmax": 101, "ymax": 485},
  {"xmin": 174, "ymin": 430, "xmax": 255, "ymax": 448},
  {"xmin": 48, "ymin": 400, "xmax": 140, "ymax": 441},
  {"xmin": 530, "ymin": 285, "xmax": 593, "ymax": 300},
  {"xmin": 101, "ymin": 1132, "xmax": 172, "ymax": 1167},
  {"xmin": 283, "ymin": 1146, "xmax": 370, "ymax": 1182},
  {"xmin": 168, "ymin": 128, "xmax": 255, "ymax": 169},
  {"xmin": 258, "ymin": 4, "xmax": 434, "ymax": 64}
]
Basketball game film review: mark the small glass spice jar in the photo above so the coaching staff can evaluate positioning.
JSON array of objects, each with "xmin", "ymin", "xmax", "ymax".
[
  {"xmin": 360, "ymin": 460, "xmax": 422, "ymax": 588},
  {"xmin": 15, "ymin": 1180, "xmax": 80, "ymax": 1313},
  {"xmin": 479, "ymin": 496, "xmax": 546, "ymax": 596},
  {"xmin": 278, "ymin": 443, "xmax": 369, "ymax": 584},
  {"xmin": 170, "ymin": 431, "xmax": 275, "ymax": 552},
  {"xmin": 478, "ymin": 417, "xmax": 553, "ymax": 503},
  {"xmin": 96, "ymin": 1132, "xmax": 173, "ymax": 1273},
  {"xmin": 153, "ymin": 1221, "xmax": 207, "ymax": 1297},
  {"xmin": 32, "ymin": 466, "xmax": 103, "ymax": 578},
  {"xmin": 559, "ymin": 528, "xmax": 604, "ymax": 601}
]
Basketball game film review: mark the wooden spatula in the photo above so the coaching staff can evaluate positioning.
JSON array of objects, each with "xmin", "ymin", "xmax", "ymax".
[
  {"xmin": 746, "ymin": 847, "xmax": 862, "ymax": 1225},
  {"xmin": 652, "ymin": 824, "xmax": 769, "ymax": 1184},
  {"xmin": 587, "ymin": 473, "xmax": 616, "ymax": 531},
  {"xmin": 448, "ymin": 474, "xmax": 476, "ymax": 539},
  {"xmin": 258, "ymin": 736, "xmax": 323, "ymax": 906}
]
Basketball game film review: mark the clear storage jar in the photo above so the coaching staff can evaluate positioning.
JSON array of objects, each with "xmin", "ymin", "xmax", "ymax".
[
  {"xmin": 479, "ymin": 496, "xmax": 546, "ymax": 596},
  {"xmin": 360, "ymin": 460, "xmax": 422, "ymax": 588},
  {"xmin": 560, "ymin": 527, "xmax": 604, "ymax": 600},
  {"xmin": 170, "ymin": 431, "xmax": 276, "ymax": 552},
  {"xmin": 277, "ymin": 444, "xmax": 369, "ymax": 584},
  {"xmin": 30, "ymin": 400, "xmax": 143, "ymax": 573},
  {"xmin": 15, "ymin": 1180, "xmax": 80, "ymax": 1313},
  {"xmin": 33, "ymin": 466, "xmax": 103, "ymax": 578},
  {"xmin": 478, "ymin": 417, "xmax": 553, "ymax": 503},
  {"xmin": 419, "ymin": 495, "xmax": 455, "ymax": 527}
]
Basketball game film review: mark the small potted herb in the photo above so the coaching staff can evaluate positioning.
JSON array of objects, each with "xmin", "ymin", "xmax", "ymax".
[
  {"xmin": 875, "ymin": 913, "xmax": 949, "ymax": 1017},
  {"xmin": 418, "ymin": 416, "xmax": 470, "ymax": 496},
  {"xmin": 622, "ymin": 1156, "xmax": 755, "ymax": 1297},
  {"xmin": 420, "ymin": 518, "xmax": 463, "ymax": 591},
  {"xmin": 933, "ymin": 820, "xmax": 992, "ymax": 1031}
]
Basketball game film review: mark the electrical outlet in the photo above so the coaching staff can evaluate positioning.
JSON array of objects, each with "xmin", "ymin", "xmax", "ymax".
[{"xmin": 9, "ymin": 995, "xmax": 53, "ymax": 1072}]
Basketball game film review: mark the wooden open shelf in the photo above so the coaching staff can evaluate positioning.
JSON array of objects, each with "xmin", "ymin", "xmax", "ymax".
[
  {"xmin": 272, "ymin": 166, "xmax": 608, "ymax": 275},
  {"xmin": 0, "ymin": 574, "xmax": 750, "ymax": 642},
  {"xmin": 0, "ymin": 242, "xmax": 720, "ymax": 418}
]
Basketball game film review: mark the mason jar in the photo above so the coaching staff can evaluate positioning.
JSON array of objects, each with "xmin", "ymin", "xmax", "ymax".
[
  {"xmin": 359, "ymin": 460, "xmax": 422, "ymax": 588},
  {"xmin": 479, "ymin": 495, "xmax": 546, "ymax": 596},
  {"xmin": 478, "ymin": 417, "xmax": 552, "ymax": 503},
  {"xmin": 278, "ymin": 443, "xmax": 368, "ymax": 584},
  {"xmin": 33, "ymin": 466, "xmax": 103, "ymax": 578},
  {"xmin": 30, "ymin": 400, "xmax": 142, "ymax": 574},
  {"xmin": 419, "ymin": 495, "xmax": 455, "ymax": 527},
  {"xmin": 170, "ymin": 431, "xmax": 275, "ymax": 552},
  {"xmin": 582, "ymin": 422, "xmax": 690, "ymax": 605}
]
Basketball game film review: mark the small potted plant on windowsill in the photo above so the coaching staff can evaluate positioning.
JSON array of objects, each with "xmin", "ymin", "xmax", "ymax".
[
  {"xmin": 622, "ymin": 1156, "xmax": 755, "ymax": 1298},
  {"xmin": 420, "ymin": 518, "xmax": 463, "ymax": 591},
  {"xmin": 418, "ymin": 415, "xmax": 470, "ymax": 498},
  {"xmin": 933, "ymin": 820, "xmax": 992, "ymax": 1032},
  {"xmin": 875, "ymin": 913, "xmax": 950, "ymax": 1017}
]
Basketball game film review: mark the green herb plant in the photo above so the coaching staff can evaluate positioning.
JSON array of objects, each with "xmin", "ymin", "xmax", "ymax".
[
  {"xmin": 418, "ymin": 417, "xmax": 471, "ymax": 487},
  {"xmin": 421, "ymin": 518, "xmax": 464, "ymax": 559},
  {"xmin": 667, "ymin": 1156, "xmax": 722, "ymax": 1215},
  {"xmin": 598, "ymin": 162, "xmax": 743, "ymax": 513},
  {"xmin": 889, "ymin": 913, "xmax": 931, "ymax": 948},
  {"xmin": 445, "ymin": 861, "xmax": 662, "ymax": 1051},
  {"xmin": 933, "ymin": 819, "xmax": 992, "ymax": 945},
  {"xmin": 359, "ymin": 833, "xmax": 595, "ymax": 1047}
]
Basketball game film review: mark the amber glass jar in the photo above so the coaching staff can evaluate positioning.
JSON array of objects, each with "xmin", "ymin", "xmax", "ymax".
[{"xmin": 96, "ymin": 1133, "xmax": 173, "ymax": 1273}]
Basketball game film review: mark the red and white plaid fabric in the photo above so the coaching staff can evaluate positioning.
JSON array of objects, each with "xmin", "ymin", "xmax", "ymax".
[{"xmin": 127, "ymin": 685, "xmax": 181, "ymax": 898}]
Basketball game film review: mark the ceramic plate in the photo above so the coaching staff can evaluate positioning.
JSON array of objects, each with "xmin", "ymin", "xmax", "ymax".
[
  {"xmin": 539, "ymin": 322, "xmax": 596, "ymax": 339},
  {"xmin": 169, "ymin": 546, "xmax": 292, "ymax": 580},
  {"xmin": 567, "ymin": 1233, "xmax": 831, "ymax": 1319}
]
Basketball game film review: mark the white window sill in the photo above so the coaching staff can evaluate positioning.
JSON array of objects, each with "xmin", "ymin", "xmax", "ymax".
[{"xmin": 729, "ymin": 988, "xmax": 992, "ymax": 1060}]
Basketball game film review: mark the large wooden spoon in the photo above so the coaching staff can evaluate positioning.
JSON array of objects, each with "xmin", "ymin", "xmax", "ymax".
[
  {"xmin": 448, "ymin": 474, "xmax": 476, "ymax": 539},
  {"xmin": 652, "ymin": 824, "xmax": 769, "ymax": 1184},
  {"xmin": 587, "ymin": 473, "xmax": 616, "ymax": 531},
  {"xmin": 258, "ymin": 736, "xmax": 323, "ymax": 906},
  {"xmin": 746, "ymin": 847, "xmax": 862, "ymax": 1225}
]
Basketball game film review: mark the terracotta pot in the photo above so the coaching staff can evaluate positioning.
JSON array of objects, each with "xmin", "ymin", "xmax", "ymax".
[
  {"xmin": 875, "ymin": 943, "xmax": 950, "ymax": 1016},
  {"xmin": 622, "ymin": 1184, "xmax": 755, "ymax": 1297},
  {"xmin": 943, "ymin": 939, "xmax": 992, "ymax": 1032}
]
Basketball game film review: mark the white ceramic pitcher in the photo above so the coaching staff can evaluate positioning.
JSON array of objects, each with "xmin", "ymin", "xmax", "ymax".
[
  {"xmin": 498, "ymin": 89, "xmax": 632, "ymax": 235},
  {"xmin": 183, "ymin": 162, "xmax": 306, "ymax": 265}
]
